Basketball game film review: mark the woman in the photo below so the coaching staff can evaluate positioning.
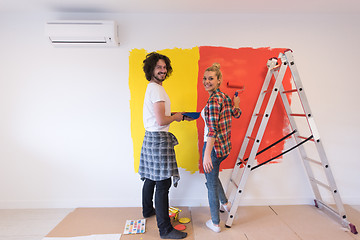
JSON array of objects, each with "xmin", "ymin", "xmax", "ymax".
[{"xmin": 201, "ymin": 63, "xmax": 241, "ymax": 233}]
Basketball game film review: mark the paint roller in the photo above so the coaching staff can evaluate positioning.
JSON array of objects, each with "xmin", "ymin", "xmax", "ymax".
[{"xmin": 226, "ymin": 80, "xmax": 245, "ymax": 96}]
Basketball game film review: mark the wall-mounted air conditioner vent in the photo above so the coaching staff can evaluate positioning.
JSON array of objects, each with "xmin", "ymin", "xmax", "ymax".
[{"xmin": 45, "ymin": 20, "xmax": 119, "ymax": 47}]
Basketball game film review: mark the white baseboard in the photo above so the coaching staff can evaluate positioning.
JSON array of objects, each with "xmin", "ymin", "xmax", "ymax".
[{"xmin": 0, "ymin": 197, "xmax": 359, "ymax": 209}]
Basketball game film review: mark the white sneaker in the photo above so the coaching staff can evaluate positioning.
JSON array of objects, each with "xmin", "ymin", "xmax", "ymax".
[{"xmin": 206, "ymin": 219, "xmax": 221, "ymax": 233}]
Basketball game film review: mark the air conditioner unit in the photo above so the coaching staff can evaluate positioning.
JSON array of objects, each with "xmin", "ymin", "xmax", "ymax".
[{"xmin": 45, "ymin": 20, "xmax": 119, "ymax": 47}]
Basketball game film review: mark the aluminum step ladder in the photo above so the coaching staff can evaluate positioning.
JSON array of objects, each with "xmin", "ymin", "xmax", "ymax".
[{"xmin": 224, "ymin": 49, "xmax": 358, "ymax": 234}]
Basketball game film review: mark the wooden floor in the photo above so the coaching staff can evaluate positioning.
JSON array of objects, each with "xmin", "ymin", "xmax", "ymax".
[{"xmin": 0, "ymin": 205, "xmax": 359, "ymax": 240}]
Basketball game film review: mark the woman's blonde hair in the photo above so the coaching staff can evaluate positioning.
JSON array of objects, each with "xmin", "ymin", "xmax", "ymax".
[{"xmin": 205, "ymin": 63, "xmax": 222, "ymax": 81}]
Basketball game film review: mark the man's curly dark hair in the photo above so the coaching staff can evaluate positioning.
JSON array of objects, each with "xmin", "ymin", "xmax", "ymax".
[{"xmin": 143, "ymin": 52, "xmax": 173, "ymax": 81}]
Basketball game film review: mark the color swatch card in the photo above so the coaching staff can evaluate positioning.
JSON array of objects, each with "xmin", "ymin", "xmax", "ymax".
[{"xmin": 123, "ymin": 219, "xmax": 146, "ymax": 234}]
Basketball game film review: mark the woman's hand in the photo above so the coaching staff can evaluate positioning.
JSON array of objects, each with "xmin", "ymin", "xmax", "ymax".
[
  {"xmin": 233, "ymin": 94, "xmax": 240, "ymax": 108},
  {"xmin": 203, "ymin": 153, "xmax": 213, "ymax": 173}
]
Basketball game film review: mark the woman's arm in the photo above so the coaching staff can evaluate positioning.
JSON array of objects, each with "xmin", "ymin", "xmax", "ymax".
[
  {"xmin": 203, "ymin": 136, "xmax": 215, "ymax": 173},
  {"xmin": 203, "ymin": 96, "xmax": 221, "ymax": 173},
  {"xmin": 206, "ymin": 97, "xmax": 221, "ymax": 138}
]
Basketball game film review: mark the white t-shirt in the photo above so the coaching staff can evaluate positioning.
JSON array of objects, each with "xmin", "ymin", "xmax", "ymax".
[
  {"xmin": 201, "ymin": 108, "xmax": 209, "ymax": 142},
  {"xmin": 143, "ymin": 82, "xmax": 171, "ymax": 132}
]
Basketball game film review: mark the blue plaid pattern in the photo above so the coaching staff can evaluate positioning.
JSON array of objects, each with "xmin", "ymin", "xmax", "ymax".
[{"xmin": 139, "ymin": 131, "xmax": 180, "ymax": 187}]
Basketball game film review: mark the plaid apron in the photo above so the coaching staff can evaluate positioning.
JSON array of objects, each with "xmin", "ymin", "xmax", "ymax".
[{"xmin": 139, "ymin": 131, "xmax": 180, "ymax": 187}]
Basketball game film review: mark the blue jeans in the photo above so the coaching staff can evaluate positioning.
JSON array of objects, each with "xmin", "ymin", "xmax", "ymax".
[{"xmin": 202, "ymin": 142, "xmax": 228, "ymax": 225}]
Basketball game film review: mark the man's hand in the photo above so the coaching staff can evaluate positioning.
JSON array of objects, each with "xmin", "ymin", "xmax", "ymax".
[{"xmin": 172, "ymin": 112, "xmax": 183, "ymax": 122}]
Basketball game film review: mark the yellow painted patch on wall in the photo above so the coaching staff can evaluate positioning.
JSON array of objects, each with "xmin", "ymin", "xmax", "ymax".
[{"xmin": 129, "ymin": 48, "xmax": 200, "ymax": 174}]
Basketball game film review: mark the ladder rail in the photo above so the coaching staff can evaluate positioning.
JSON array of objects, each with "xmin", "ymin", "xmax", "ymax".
[
  {"xmin": 225, "ymin": 59, "xmax": 277, "ymax": 200},
  {"xmin": 278, "ymin": 83, "xmax": 323, "ymax": 202},
  {"xmin": 226, "ymin": 60, "xmax": 288, "ymax": 227},
  {"xmin": 284, "ymin": 51, "xmax": 320, "ymax": 140},
  {"xmin": 243, "ymin": 58, "xmax": 289, "ymax": 168},
  {"xmin": 284, "ymin": 51, "xmax": 347, "ymax": 222}
]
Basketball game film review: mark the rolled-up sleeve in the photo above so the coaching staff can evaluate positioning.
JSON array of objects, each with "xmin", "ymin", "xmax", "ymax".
[
  {"xmin": 232, "ymin": 107, "xmax": 242, "ymax": 119},
  {"xmin": 205, "ymin": 96, "xmax": 221, "ymax": 138}
]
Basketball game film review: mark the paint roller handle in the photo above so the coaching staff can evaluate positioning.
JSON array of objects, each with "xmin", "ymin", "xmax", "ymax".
[{"xmin": 233, "ymin": 92, "xmax": 240, "ymax": 109}]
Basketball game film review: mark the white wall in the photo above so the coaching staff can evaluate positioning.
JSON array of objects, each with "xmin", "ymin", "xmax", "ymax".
[{"xmin": 0, "ymin": 12, "xmax": 359, "ymax": 208}]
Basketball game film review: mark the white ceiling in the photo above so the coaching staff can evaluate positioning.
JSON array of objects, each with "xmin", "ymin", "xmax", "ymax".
[{"xmin": 1, "ymin": 0, "xmax": 360, "ymax": 14}]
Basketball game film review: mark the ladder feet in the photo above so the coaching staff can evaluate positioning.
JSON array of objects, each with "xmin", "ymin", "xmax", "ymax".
[
  {"xmin": 350, "ymin": 223, "xmax": 358, "ymax": 234},
  {"xmin": 225, "ymin": 224, "xmax": 231, "ymax": 228},
  {"xmin": 314, "ymin": 199, "xmax": 319, "ymax": 208}
]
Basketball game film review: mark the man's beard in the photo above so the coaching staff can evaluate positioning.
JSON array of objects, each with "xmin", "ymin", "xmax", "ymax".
[{"xmin": 154, "ymin": 73, "xmax": 167, "ymax": 82}]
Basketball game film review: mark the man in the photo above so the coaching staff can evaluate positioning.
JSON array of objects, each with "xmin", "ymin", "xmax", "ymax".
[{"xmin": 138, "ymin": 52, "xmax": 189, "ymax": 239}]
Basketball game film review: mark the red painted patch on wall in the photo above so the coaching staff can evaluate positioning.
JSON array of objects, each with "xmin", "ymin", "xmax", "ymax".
[{"xmin": 196, "ymin": 47, "xmax": 292, "ymax": 173}]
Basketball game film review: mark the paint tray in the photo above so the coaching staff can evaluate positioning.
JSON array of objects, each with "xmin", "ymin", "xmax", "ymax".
[{"xmin": 183, "ymin": 112, "xmax": 200, "ymax": 119}]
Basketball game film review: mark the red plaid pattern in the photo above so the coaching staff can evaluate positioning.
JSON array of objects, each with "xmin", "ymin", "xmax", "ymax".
[{"xmin": 204, "ymin": 88, "xmax": 241, "ymax": 158}]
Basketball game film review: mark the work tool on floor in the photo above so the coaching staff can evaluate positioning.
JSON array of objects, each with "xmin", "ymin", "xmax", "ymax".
[{"xmin": 224, "ymin": 50, "xmax": 358, "ymax": 234}]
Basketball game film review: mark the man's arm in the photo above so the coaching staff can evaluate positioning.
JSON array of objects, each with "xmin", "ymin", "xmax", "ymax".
[{"xmin": 153, "ymin": 101, "xmax": 183, "ymax": 126}]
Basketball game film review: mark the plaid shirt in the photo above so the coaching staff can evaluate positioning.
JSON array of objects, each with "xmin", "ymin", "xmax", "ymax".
[
  {"xmin": 204, "ymin": 88, "xmax": 241, "ymax": 158},
  {"xmin": 139, "ymin": 131, "xmax": 180, "ymax": 187}
]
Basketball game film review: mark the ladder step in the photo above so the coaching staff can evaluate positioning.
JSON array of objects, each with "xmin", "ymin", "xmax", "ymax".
[
  {"xmin": 271, "ymin": 64, "xmax": 281, "ymax": 70},
  {"xmin": 298, "ymin": 136, "xmax": 315, "ymax": 142},
  {"xmin": 310, "ymin": 177, "xmax": 331, "ymax": 191},
  {"xmin": 229, "ymin": 178, "xmax": 239, "ymax": 189},
  {"xmin": 282, "ymin": 89, "xmax": 298, "ymax": 94},
  {"xmin": 247, "ymin": 136, "xmax": 256, "ymax": 141},
  {"xmin": 290, "ymin": 113, "xmax": 306, "ymax": 117},
  {"xmin": 315, "ymin": 199, "xmax": 341, "ymax": 216},
  {"xmin": 304, "ymin": 157, "xmax": 322, "ymax": 166},
  {"xmin": 255, "ymin": 113, "xmax": 269, "ymax": 118}
]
